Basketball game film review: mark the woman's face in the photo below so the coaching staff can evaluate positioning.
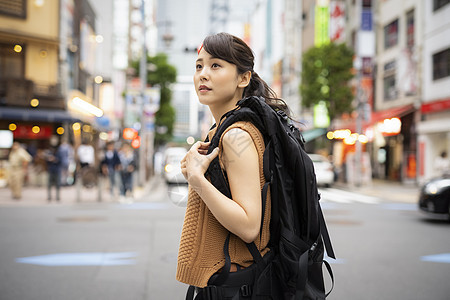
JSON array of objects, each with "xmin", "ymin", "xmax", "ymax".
[{"xmin": 194, "ymin": 48, "xmax": 244, "ymax": 108}]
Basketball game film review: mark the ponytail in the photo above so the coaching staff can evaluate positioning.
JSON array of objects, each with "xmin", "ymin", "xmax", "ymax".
[{"xmin": 244, "ymin": 72, "xmax": 291, "ymax": 117}]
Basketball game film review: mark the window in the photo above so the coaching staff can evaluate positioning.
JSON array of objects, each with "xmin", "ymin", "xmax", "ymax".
[
  {"xmin": 384, "ymin": 19, "xmax": 399, "ymax": 49},
  {"xmin": 0, "ymin": 0, "xmax": 26, "ymax": 18},
  {"xmin": 383, "ymin": 60, "xmax": 397, "ymax": 101},
  {"xmin": 362, "ymin": 0, "xmax": 372, "ymax": 8},
  {"xmin": 406, "ymin": 10, "xmax": 414, "ymax": 49},
  {"xmin": 0, "ymin": 43, "xmax": 25, "ymax": 79},
  {"xmin": 433, "ymin": 0, "xmax": 450, "ymax": 11},
  {"xmin": 433, "ymin": 48, "xmax": 450, "ymax": 80}
]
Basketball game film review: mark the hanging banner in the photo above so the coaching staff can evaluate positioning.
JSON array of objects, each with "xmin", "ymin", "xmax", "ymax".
[{"xmin": 329, "ymin": 1, "xmax": 345, "ymax": 43}]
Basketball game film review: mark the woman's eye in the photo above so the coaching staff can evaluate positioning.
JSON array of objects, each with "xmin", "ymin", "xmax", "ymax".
[
  {"xmin": 196, "ymin": 64, "xmax": 202, "ymax": 70},
  {"xmin": 211, "ymin": 63, "xmax": 220, "ymax": 68}
]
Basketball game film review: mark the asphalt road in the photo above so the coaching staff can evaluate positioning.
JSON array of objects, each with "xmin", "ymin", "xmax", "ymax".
[{"xmin": 0, "ymin": 180, "xmax": 449, "ymax": 300}]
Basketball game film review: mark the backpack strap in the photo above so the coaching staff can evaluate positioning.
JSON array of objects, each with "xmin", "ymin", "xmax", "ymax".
[
  {"xmin": 318, "ymin": 204, "xmax": 335, "ymax": 259},
  {"xmin": 208, "ymin": 232, "xmax": 232, "ymax": 286}
]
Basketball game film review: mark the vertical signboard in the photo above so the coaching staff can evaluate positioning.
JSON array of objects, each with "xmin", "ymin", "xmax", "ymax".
[{"xmin": 314, "ymin": 4, "xmax": 329, "ymax": 47}]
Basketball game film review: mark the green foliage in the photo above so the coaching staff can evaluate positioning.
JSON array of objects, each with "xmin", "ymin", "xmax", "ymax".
[
  {"xmin": 132, "ymin": 53, "xmax": 177, "ymax": 146},
  {"xmin": 300, "ymin": 42, "xmax": 354, "ymax": 120}
]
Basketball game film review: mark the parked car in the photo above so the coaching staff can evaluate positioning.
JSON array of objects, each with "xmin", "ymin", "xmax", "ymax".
[
  {"xmin": 308, "ymin": 154, "xmax": 335, "ymax": 188},
  {"xmin": 418, "ymin": 174, "xmax": 450, "ymax": 220},
  {"xmin": 163, "ymin": 147, "xmax": 188, "ymax": 184}
]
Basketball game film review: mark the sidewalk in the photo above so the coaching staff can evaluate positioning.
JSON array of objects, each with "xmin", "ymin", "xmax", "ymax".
[
  {"xmin": 0, "ymin": 176, "xmax": 421, "ymax": 206},
  {"xmin": 0, "ymin": 175, "xmax": 165, "ymax": 207},
  {"xmin": 334, "ymin": 179, "xmax": 421, "ymax": 203}
]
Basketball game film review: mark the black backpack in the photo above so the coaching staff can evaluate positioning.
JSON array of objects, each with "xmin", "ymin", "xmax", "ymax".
[{"xmin": 204, "ymin": 96, "xmax": 335, "ymax": 300}]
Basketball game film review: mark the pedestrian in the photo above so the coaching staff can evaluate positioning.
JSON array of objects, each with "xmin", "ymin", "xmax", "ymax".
[
  {"xmin": 118, "ymin": 142, "xmax": 136, "ymax": 200},
  {"xmin": 32, "ymin": 149, "xmax": 48, "ymax": 187},
  {"xmin": 8, "ymin": 141, "xmax": 32, "ymax": 200},
  {"xmin": 434, "ymin": 151, "xmax": 450, "ymax": 176},
  {"xmin": 76, "ymin": 139, "xmax": 96, "ymax": 188},
  {"xmin": 59, "ymin": 138, "xmax": 74, "ymax": 186},
  {"xmin": 101, "ymin": 141, "xmax": 121, "ymax": 197},
  {"xmin": 76, "ymin": 140, "xmax": 95, "ymax": 169},
  {"xmin": 45, "ymin": 137, "xmax": 63, "ymax": 201},
  {"xmin": 176, "ymin": 33, "xmax": 291, "ymax": 298}
]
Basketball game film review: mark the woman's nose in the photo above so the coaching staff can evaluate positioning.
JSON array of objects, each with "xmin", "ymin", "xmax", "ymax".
[{"xmin": 199, "ymin": 67, "xmax": 209, "ymax": 80}]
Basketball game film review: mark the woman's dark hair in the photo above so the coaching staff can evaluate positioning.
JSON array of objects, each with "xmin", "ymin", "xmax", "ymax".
[{"xmin": 202, "ymin": 32, "xmax": 290, "ymax": 116}]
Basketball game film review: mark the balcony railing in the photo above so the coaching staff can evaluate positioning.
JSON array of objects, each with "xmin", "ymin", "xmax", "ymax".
[{"xmin": 0, "ymin": 78, "xmax": 65, "ymax": 109}]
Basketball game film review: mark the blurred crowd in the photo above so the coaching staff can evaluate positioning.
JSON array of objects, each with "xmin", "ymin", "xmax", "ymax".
[{"xmin": 3, "ymin": 137, "xmax": 137, "ymax": 202}]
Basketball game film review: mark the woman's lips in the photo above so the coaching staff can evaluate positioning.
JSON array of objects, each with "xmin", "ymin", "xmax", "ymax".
[{"xmin": 199, "ymin": 85, "xmax": 211, "ymax": 92}]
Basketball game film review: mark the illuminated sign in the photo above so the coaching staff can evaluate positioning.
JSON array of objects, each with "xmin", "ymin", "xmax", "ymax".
[
  {"xmin": 315, "ymin": 4, "xmax": 330, "ymax": 47},
  {"xmin": 378, "ymin": 117, "xmax": 401, "ymax": 136},
  {"xmin": 123, "ymin": 128, "xmax": 138, "ymax": 140},
  {"xmin": 131, "ymin": 136, "xmax": 141, "ymax": 149}
]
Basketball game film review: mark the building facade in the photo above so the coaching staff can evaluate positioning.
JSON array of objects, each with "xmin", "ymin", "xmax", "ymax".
[
  {"xmin": 417, "ymin": 0, "xmax": 450, "ymax": 183},
  {"xmin": 0, "ymin": 1, "xmax": 72, "ymax": 155}
]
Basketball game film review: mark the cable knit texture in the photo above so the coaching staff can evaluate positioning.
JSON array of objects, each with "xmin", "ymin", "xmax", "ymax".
[{"xmin": 176, "ymin": 121, "xmax": 271, "ymax": 288}]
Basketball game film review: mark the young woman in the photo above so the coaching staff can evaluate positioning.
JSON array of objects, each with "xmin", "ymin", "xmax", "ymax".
[{"xmin": 177, "ymin": 32, "xmax": 290, "ymax": 299}]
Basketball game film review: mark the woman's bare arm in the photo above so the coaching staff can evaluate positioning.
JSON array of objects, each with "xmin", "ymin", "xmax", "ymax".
[{"xmin": 181, "ymin": 128, "xmax": 261, "ymax": 243}]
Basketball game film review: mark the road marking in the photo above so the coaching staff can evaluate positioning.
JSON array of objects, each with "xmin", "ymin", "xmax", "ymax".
[
  {"xmin": 421, "ymin": 253, "xmax": 450, "ymax": 264},
  {"xmin": 319, "ymin": 188, "xmax": 381, "ymax": 204},
  {"xmin": 325, "ymin": 256, "xmax": 346, "ymax": 264},
  {"xmin": 16, "ymin": 252, "xmax": 137, "ymax": 266},
  {"xmin": 381, "ymin": 203, "xmax": 417, "ymax": 211}
]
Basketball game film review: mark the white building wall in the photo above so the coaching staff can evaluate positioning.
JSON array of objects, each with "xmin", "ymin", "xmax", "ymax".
[
  {"xmin": 422, "ymin": 2, "xmax": 450, "ymax": 102},
  {"xmin": 417, "ymin": 1, "xmax": 450, "ymax": 183},
  {"xmin": 374, "ymin": 0, "xmax": 421, "ymax": 111}
]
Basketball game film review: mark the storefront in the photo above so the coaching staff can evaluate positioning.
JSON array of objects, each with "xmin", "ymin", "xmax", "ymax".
[
  {"xmin": 330, "ymin": 104, "xmax": 417, "ymax": 183},
  {"xmin": 0, "ymin": 107, "xmax": 80, "ymax": 187},
  {"xmin": 417, "ymin": 98, "xmax": 450, "ymax": 184}
]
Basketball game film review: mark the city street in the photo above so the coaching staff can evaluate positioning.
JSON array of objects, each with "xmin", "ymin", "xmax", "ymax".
[{"xmin": 0, "ymin": 178, "xmax": 449, "ymax": 300}]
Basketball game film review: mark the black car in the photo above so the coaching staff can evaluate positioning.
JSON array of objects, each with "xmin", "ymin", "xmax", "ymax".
[{"xmin": 418, "ymin": 174, "xmax": 450, "ymax": 220}]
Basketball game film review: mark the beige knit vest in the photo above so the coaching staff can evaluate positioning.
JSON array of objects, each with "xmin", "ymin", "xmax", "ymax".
[{"xmin": 176, "ymin": 121, "xmax": 271, "ymax": 288}]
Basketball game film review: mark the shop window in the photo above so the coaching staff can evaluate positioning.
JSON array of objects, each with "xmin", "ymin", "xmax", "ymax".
[
  {"xmin": 432, "ymin": 48, "xmax": 450, "ymax": 80},
  {"xmin": 384, "ymin": 19, "xmax": 399, "ymax": 49},
  {"xmin": 383, "ymin": 60, "xmax": 397, "ymax": 101},
  {"xmin": 0, "ymin": 43, "xmax": 25, "ymax": 79},
  {"xmin": 0, "ymin": 0, "xmax": 26, "ymax": 18},
  {"xmin": 406, "ymin": 10, "xmax": 414, "ymax": 49},
  {"xmin": 362, "ymin": 0, "xmax": 372, "ymax": 8},
  {"xmin": 433, "ymin": 0, "xmax": 450, "ymax": 11}
]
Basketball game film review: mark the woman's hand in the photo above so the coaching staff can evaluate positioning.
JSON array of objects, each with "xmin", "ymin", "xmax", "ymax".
[{"xmin": 180, "ymin": 141, "xmax": 219, "ymax": 188}]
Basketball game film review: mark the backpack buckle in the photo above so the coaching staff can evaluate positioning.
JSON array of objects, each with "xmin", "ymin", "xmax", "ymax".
[{"xmin": 240, "ymin": 284, "xmax": 252, "ymax": 297}]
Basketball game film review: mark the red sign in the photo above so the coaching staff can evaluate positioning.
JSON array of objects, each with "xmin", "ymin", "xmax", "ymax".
[
  {"xmin": 12, "ymin": 125, "xmax": 53, "ymax": 139},
  {"xmin": 421, "ymin": 98, "xmax": 450, "ymax": 114}
]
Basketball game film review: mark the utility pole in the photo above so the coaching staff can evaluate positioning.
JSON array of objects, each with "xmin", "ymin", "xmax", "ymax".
[
  {"xmin": 355, "ymin": 0, "xmax": 375, "ymax": 187},
  {"xmin": 138, "ymin": 0, "xmax": 147, "ymax": 186}
]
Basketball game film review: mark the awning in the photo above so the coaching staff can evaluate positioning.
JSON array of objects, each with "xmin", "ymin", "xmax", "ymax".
[
  {"xmin": 0, "ymin": 107, "xmax": 80, "ymax": 123},
  {"xmin": 301, "ymin": 128, "xmax": 327, "ymax": 142},
  {"xmin": 370, "ymin": 104, "xmax": 415, "ymax": 124},
  {"xmin": 332, "ymin": 104, "xmax": 416, "ymax": 132}
]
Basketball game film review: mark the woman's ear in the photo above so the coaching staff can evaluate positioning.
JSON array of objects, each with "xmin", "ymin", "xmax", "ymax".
[{"xmin": 238, "ymin": 71, "xmax": 252, "ymax": 88}]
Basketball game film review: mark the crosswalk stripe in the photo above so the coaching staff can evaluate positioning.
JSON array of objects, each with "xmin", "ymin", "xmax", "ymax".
[{"xmin": 319, "ymin": 188, "xmax": 381, "ymax": 204}]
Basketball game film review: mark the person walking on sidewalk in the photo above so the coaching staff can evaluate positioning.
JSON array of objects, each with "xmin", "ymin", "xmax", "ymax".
[
  {"xmin": 118, "ymin": 143, "xmax": 136, "ymax": 200},
  {"xmin": 45, "ymin": 137, "xmax": 63, "ymax": 202},
  {"xmin": 434, "ymin": 151, "xmax": 450, "ymax": 177},
  {"xmin": 8, "ymin": 141, "xmax": 32, "ymax": 200},
  {"xmin": 101, "ymin": 141, "xmax": 121, "ymax": 197}
]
